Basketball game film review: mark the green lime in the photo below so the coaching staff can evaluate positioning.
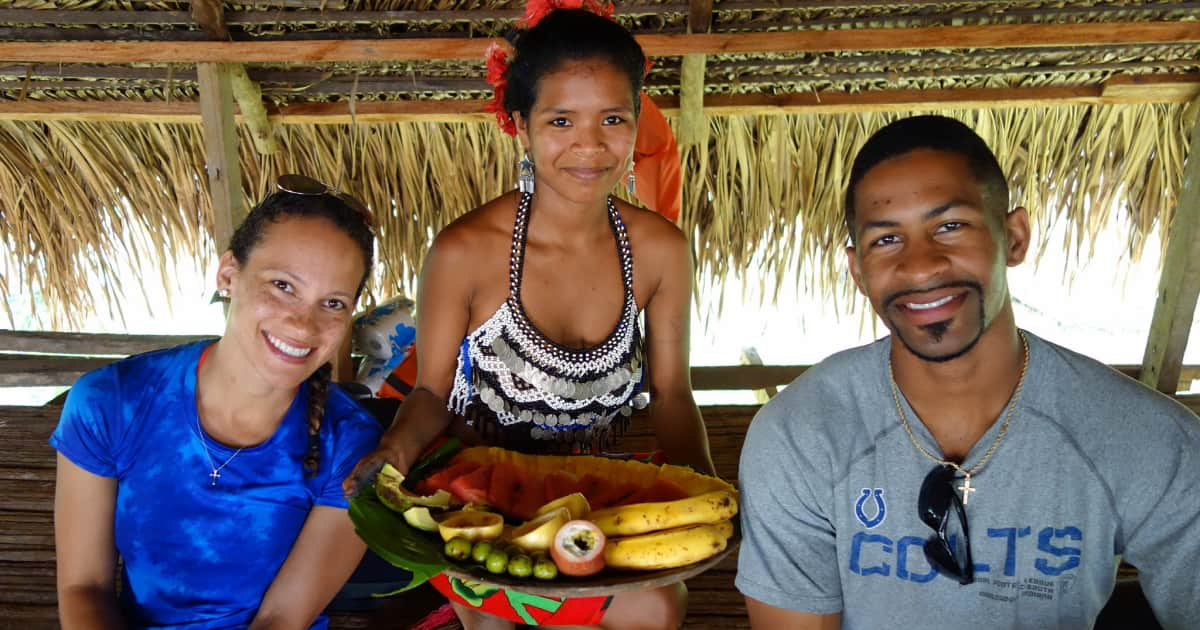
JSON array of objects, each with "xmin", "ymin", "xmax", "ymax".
[
  {"xmin": 507, "ymin": 553, "xmax": 533, "ymax": 578},
  {"xmin": 444, "ymin": 536, "xmax": 473, "ymax": 561},
  {"xmin": 485, "ymin": 548, "xmax": 510, "ymax": 574},
  {"xmin": 471, "ymin": 540, "xmax": 494, "ymax": 565},
  {"xmin": 532, "ymin": 553, "xmax": 558, "ymax": 580}
]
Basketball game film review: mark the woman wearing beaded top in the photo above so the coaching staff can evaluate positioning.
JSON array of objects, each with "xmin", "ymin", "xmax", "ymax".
[
  {"xmin": 52, "ymin": 176, "xmax": 382, "ymax": 629},
  {"xmin": 345, "ymin": 3, "xmax": 715, "ymax": 628}
]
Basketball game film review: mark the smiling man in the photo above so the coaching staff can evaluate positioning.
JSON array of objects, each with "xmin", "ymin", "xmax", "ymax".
[{"xmin": 735, "ymin": 115, "xmax": 1200, "ymax": 629}]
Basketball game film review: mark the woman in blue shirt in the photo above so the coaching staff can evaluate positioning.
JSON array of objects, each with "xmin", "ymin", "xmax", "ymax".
[{"xmin": 52, "ymin": 176, "xmax": 382, "ymax": 629}]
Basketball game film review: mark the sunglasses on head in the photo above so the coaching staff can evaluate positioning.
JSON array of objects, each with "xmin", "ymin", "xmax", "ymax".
[
  {"xmin": 275, "ymin": 174, "xmax": 374, "ymax": 231},
  {"xmin": 918, "ymin": 464, "xmax": 974, "ymax": 585}
]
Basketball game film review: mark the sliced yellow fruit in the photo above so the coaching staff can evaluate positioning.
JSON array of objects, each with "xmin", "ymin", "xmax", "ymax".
[
  {"xmin": 509, "ymin": 507, "xmax": 571, "ymax": 553},
  {"xmin": 377, "ymin": 463, "xmax": 453, "ymax": 512},
  {"xmin": 437, "ymin": 510, "xmax": 505, "ymax": 543},
  {"xmin": 536, "ymin": 492, "xmax": 591, "ymax": 521},
  {"xmin": 403, "ymin": 506, "xmax": 440, "ymax": 532}
]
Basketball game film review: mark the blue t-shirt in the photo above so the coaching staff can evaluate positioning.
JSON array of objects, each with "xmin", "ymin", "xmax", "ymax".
[{"xmin": 51, "ymin": 341, "xmax": 382, "ymax": 629}]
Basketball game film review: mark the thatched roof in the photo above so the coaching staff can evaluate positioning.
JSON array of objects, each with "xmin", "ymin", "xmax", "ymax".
[{"xmin": 1, "ymin": 1, "xmax": 1198, "ymax": 326}]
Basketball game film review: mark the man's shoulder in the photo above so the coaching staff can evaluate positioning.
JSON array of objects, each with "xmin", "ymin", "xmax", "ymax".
[
  {"xmin": 1030, "ymin": 333, "xmax": 1191, "ymax": 412},
  {"xmin": 1026, "ymin": 332, "xmax": 1199, "ymax": 439}
]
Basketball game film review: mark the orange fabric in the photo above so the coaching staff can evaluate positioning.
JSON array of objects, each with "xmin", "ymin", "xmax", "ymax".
[
  {"xmin": 633, "ymin": 93, "xmax": 682, "ymax": 223},
  {"xmin": 377, "ymin": 348, "xmax": 418, "ymax": 401}
]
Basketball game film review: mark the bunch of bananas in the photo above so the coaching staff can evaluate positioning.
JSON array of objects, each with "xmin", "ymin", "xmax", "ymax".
[{"xmin": 589, "ymin": 490, "xmax": 739, "ymax": 570}]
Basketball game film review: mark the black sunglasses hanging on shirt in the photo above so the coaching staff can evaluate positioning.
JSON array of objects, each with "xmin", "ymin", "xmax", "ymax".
[{"xmin": 919, "ymin": 463, "xmax": 975, "ymax": 585}]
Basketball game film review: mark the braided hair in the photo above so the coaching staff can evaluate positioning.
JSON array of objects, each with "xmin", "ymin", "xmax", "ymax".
[
  {"xmin": 228, "ymin": 188, "xmax": 374, "ymax": 476},
  {"xmin": 303, "ymin": 362, "xmax": 334, "ymax": 475}
]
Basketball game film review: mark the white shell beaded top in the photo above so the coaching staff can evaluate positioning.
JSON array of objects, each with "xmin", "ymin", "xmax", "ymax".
[{"xmin": 447, "ymin": 192, "xmax": 647, "ymax": 451}]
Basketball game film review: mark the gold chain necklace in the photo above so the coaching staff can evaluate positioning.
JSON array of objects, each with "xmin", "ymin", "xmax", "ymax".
[{"xmin": 888, "ymin": 331, "xmax": 1029, "ymax": 505}]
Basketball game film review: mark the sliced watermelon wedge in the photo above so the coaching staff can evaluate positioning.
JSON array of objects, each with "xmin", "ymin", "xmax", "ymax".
[
  {"xmin": 419, "ymin": 460, "xmax": 482, "ymax": 496},
  {"xmin": 543, "ymin": 470, "xmax": 582, "ymax": 502},
  {"xmin": 448, "ymin": 463, "xmax": 493, "ymax": 505},
  {"xmin": 508, "ymin": 469, "xmax": 548, "ymax": 521}
]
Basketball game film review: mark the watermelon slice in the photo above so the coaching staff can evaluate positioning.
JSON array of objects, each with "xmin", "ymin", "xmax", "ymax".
[
  {"xmin": 487, "ymin": 462, "xmax": 519, "ymax": 514},
  {"xmin": 543, "ymin": 471, "xmax": 582, "ymax": 501},
  {"xmin": 448, "ymin": 463, "xmax": 493, "ymax": 505},
  {"xmin": 418, "ymin": 460, "xmax": 481, "ymax": 495},
  {"xmin": 486, "ymin": 462, "xmax": 548, "ymax": 521},
  {"xmin": 623, "ymin": 478, "xmax": 691, "ymax": 505},
  {"xmin": 588, "ymin": 481, "xmax": 640, "ymax": 509},
  {"xmin": 576, "ymin": 473, "xmax": 616, "ymax": 508},
  {"xmin": 508, "ymin": 469, "xmax": 548, "ymax": 521}
]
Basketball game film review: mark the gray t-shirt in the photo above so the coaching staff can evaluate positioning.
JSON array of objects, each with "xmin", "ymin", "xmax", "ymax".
[{"xmin": 736, "ymin": 331, "xmax": 1200, "ymax": 629}]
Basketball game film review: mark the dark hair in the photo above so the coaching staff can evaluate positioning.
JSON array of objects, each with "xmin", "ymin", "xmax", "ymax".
[
  {"xmin": 503, "ymin": 9, "xmax": 646, "ymax": 121},
  {"xmin": 229, "ymin": 188, "xmax": 375, "ymax": 475},
  {"xmin": 844, "ymin": 115, "xmax": 1009, "ymax": 242}
]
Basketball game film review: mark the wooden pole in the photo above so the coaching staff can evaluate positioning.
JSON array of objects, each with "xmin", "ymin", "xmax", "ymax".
[
  {"xmin": 738, "ymin": 347, "xmax": 778, "ymax": 404},
  {"xmin": 677, "ymin": 0, "xmax": 711, "ymax": 147},
  {"xmin": 190, "ymin": 0, "xmax": 277, "ymax": 155},
  {"xmin": 197, "ymin": 62, "xmax": 245, "ymax": 254},
  {"xmin": 678, "ymin": 55, "xmax": 708, "ymax": 147},
  {"xmin": 1140, "ymin": 104, "xmax": 1200, "ymax": 393}
]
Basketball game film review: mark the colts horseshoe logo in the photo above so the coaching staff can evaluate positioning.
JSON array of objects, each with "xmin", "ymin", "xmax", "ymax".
[{"xmin": 855, "ymin": 488, "xmax": 886, "ymax": 529}]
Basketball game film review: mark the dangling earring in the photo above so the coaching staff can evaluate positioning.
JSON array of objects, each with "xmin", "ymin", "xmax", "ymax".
[
  {"xmin": 625, "ymin": 169, "xmax": 637, "ymax": 195},
  {"xmin": 518, "ymin": 152, "xmax": 535, "ymax": 194}
]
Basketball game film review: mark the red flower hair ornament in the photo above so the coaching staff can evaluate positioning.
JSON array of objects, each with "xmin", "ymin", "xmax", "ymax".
[
  {"xmin": 484, "ymin": 0, "xmax": 618, "ymax": 137},
  {"xmin": 484, "ymin": 41, "xmax": 517, "ymax": 136}
]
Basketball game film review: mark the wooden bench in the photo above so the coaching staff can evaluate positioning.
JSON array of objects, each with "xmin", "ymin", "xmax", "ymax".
[
  {"xmin": 0, "ymin": 402, "xmax": 757, "ymax": 629},
  {"xmin": 3, "ymin": 398, "xmax": 1177, "ymax": 629}
]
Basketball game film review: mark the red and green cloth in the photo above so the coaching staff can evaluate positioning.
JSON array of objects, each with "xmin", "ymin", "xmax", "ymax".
[{"xmin": 431, "ymin": 574, "xmax": 612, "ymax": 625}]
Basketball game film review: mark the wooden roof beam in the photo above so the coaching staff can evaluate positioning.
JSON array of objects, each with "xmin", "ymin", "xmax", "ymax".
[
  {"xmin": 1141, "ymin": 89, "xmax": 1200, "ymax": 393},
  {"xmin": 1, "ymin": 75, "xmax": 1197, "ymax": 124},
  {"xmin": 0, "ymin": 22, "xmax": 1197, "ymax": 63},
  {"xmin": 1, "ymin": 3, "xmax": 1194, "ymax": 28}
]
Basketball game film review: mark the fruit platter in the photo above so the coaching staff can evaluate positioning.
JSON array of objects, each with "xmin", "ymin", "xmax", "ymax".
[{"xmin": 349, "ymin": 440, "xmax": 739, "ymax": 598}]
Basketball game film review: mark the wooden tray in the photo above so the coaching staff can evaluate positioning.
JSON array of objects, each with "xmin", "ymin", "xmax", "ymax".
[{"xmin": 440, "ymin": 535, "xmax": 739, "ymax": 597}]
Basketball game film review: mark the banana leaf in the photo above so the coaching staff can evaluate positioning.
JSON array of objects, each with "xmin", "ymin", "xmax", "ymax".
[
  {"xmin": 348, "ymin": 438, "xmax": 467, "ymax": 594},
  {"xmin": 349, "ymin": 486, "xmax": 450, "ymax": 594}
]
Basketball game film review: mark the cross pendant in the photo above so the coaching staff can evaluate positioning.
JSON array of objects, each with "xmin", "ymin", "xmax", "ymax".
[
  {"xmin": 958, "ymin": 474, "xmax": 976, "ymax": 505},
  {"xmin": 209, "ymin": 469, "xmax": 220, "ymax": 486}
]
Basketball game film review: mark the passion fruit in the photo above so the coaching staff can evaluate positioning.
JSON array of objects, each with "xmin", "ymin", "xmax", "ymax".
[{"xmin": 550, "ymin": 519, "xmax": 607, "ymax": 577}]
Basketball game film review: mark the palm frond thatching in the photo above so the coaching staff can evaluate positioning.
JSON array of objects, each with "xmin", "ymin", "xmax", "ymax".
[
  {"xmin": 0, "ymin": 102, "xmax": 1187, "ymax": 327},
  {"xmin": 682, "ymin": 104, "xmax": 1187, "ymax": 304}
]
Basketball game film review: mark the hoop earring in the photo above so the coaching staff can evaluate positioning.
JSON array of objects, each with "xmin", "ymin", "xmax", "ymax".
[
  {"xmin": 518, "ymin": 153, "xmax": 535, "ymax": 194},
  {"xmin": 626, "ymin": 169, "xmax": 637, "ymax": 195}
]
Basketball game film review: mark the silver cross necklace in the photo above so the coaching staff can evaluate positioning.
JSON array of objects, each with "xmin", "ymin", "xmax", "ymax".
[{"xmin": 196, "ymin": 414, "xmax": 244, "ymax": 487}]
